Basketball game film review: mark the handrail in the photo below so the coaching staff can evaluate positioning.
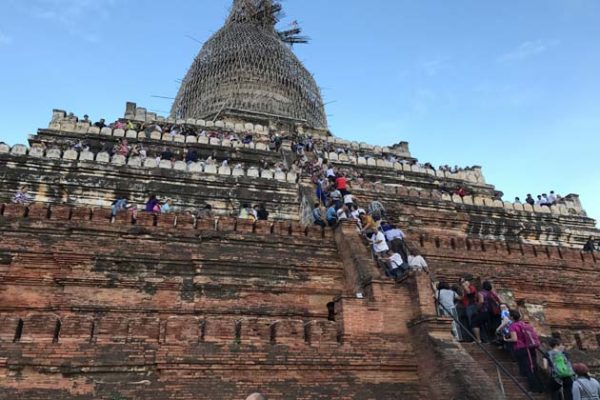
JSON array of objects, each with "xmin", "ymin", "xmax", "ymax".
[{"xmin": 432, "ymin": 283, "xmax": 536, "ymax": 400}]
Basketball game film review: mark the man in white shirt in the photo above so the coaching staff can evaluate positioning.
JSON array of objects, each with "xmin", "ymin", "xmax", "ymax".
[
  {"xmin": 343, "ymin": 193, "xmax": 354, "ymax": 207},
  {"xmin": 547, "ymin": 191, "xmax": 557, "ymax": 205},
  {"xmin": 368, "ymin": 231, "xmax": 389, "ymax": 257},
  {"xmin": 408, "ymin": 251, "xmax": 429, "ymax": 272},
  {"xmin": 326, "ymin": 166, "xmax": 336, "ymax": 178},
  {"xmin": 379, "ymin": 251, "xmax": 407, "ymax": 278}
]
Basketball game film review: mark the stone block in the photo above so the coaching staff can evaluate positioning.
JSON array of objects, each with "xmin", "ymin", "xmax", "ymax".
[
  {"xmin": 254, "ymin": 220, "xmax": 272, "ymax": 235},
  {"xmin": 96, "ymin": 152, "xmax": 110, "ymax": 163},
  {"xmin": 46, "ymin": 148, "xmax": 61, "ymax": 159},
  {"xmin": 173, "ymin": 161, "xmax": 187, "ymax": 171},
  {"xmin": 63, "ymin": 149, "xmax": 78, "ymax": 160},
  {"xmin": 88, "ymin": 126, "xmax": 101, "ymax": 134},
  {"xmin": 255, "ymin": 143, "xmax": 267, "ymax": 151},
  {"xmin": 80, "ymin": 151, "xmax": 94, "ymax": 161},
  {"xmin": 232, "ymin": 167, "xmax": 245, "ymax": 177},
  {"xmin": 493, "ymin": 200, "xmax": 504, "ymax": 208},
  {"xmin": 10, "ymin": 144, "xmax": 27, "ymax": 155},
  {"xmin": 189, "ymin": 162, "xmax": 203, "ymax": 173},
  {"xmin": 159, "ymin": 160, "xmax": 172, "ymax": 169},
  {"xmin": 166, "ymin": 117, "xmax": 175, "ymax": 124},
  {"xmin": 196, "ymin": 119, "xmax": 207, "ymax": 127},
  {"xmin": 261, "ymin": 170, "xmax": 274, "ymax": 179},
  {"xmin": 126, "ymin": 129, "xmax": 138, "ymax": 138},
  {"xmin": 255, "ymin": 124, "xmax": 264, "ymax": 133},
  {"xmin": 244, "ymin": 123, "xmax": 254, "ymax": 131},
  {"xmin": 210, "ymin": 137, "xmax": 221, "ymax": 146},
  {"xmin": 128, "ymin": 157, "xmax": 142, "ymax": 167},
  {"xmin": 234, "ymin": 123, "xmax": 244, "ymax": 133},
  {"xmin": 204, "ymin": 164, "xmax": 217, "ymax": 174},
  {"xmin": 236, "ymin": 218, "xmax": 255, "ymax": 234},
  {"xmin": 225, "ymin": 122, "xmax": 235, "ymax": 130},
  {"xmin": 339, "ymin": 154, "xmax": 349, "ymax": 162},
  {"xmin": 533, "ymin": 205, "xmax": 544, "ymax": 213},
  {"xmin": 222, "ymin": 139, "xmax": 232, "ymax": 147},
  {"xmin": 113, "ymin": 128, "xmax": 125, "ymax": 138},
  {"xmin": 100, "ymin": 127, "xmax": 112, "ymax": 136},
  {"xmin": 247, "ymin": 168, "xmax": 260, "ymax": 177},
  {"xmin": 150, "ymin": 131, "xmax": 162, "ymax": 140},
  {"xmin": 205, "ymin": 121, "xmax": 215, "ymax": 128},
  {"xmin": 0, "ymin": 143, "xmax": 9, "ymax": 153},
  {"xmin": 357, "ymin": 157, "xmax": 367, "ymax": 165},
  {"xmin": 367, "ymin": 158, "xmax": 377, "ymax": 166},
  {"xmin": 474, "ymin": 197, "xmax": 485, "ymax": 206},
  {"xmin": 61, "ymin": 121, "xmax": 76, "ymax": 132},
  {"xmin": 539, "ymin": 206, "xmax": 551, "ymax": 214},
  {"xmin": 143, "ymin": 158, "xmax": 157, "ymax": 168},
  {"xmin": 218, "ymin": 166, "xmax": 231, "ymax": 176},
  {"xmin": 275, "ymin": 171, "xmax": 286, "ymax": 181},
  {"xmin": 215, "ymin": 121, "xmax": 225, "ymax": 128},
  {"xmin": 186, "ymin": 135, "xmax": 197, "ymax": 143},
  {"xmin": 174, "ymin": 134, "xmax": 185, "ymax": 143},
  {"xmin": 186, "ymin": 118, "xmax": 196, "ymax": 125},
  {"xmin": 503, "ymin": 201, "xmax": 514, "ymax": 210},
  {"xmin": 162, "ymin": 133, "xmax": 174, "ymax": 142},
  {"xmin": 462, "ymin": 196, "xmax": 474, "ymax": 205},
  {"xmin": 513, "ymin": 203, "xmax": 524, "ymax": 211},
  {"xmin": 523, "ymin": 204, "xmax": 534, "ymax": 212},
  {"xmin": 287, "ymin": 172, "xmax": 298, "ymax": 183},
  {"xmin": 28, "ymin": 147, "xmax": 44, "ymax": 157},
  {"xmin": 111, "ymin": 155, "xmax": 126, "ymax": 165},
  {"xmin": 198, "ymin": 136, "xmax": 209, "ymax": 144},
  {"xmin": 243, "ymin": 142, "xmax": 255, "ymax": 149},
  {"xmin": 75, "ymin": 122, "xmax": 90, "ymax": 133}
]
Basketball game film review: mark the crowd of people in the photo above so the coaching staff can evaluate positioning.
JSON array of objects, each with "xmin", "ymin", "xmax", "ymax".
[
  {"xmin": 516, "ymin": 191, "xmax": 561, "ymax": 207},
  {"xmin": 434, "ymin": 278, "xmax": 600, "ymax": 398}
]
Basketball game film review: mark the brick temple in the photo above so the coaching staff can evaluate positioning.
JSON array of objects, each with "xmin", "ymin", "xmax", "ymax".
[{"xmin": 1, "ymin": 1, "xmax": 599, "ymax": 399}]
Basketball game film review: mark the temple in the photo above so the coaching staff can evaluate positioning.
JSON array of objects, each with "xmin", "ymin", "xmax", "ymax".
[{"xmin": 0, "ymin": 1, "xmax": 599, "ymax": 399}]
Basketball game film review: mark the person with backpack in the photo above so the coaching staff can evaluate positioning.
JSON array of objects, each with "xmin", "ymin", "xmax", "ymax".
[
  {"xmin": 505, "ymin": 309, "xmax": 544, "ymax": 393},
  {"xmin": 543, "ymin": 338, "xmax": 575, "ymax": 400},
  {"xmin": 472, "ymin": 281, "xmax": 500, "ymax": 343},
  {"xmin": 571, "ymin": 363, "xmax": 600, "ymax": 400}
]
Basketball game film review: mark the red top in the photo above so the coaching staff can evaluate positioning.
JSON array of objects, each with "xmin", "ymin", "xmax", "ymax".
[
  {"xmin": 460, "ymin": 284, "xmax": 477, "ymax": 307},
  {"xmin": 336, "ymin": 177, "xmax": 347, "ymax": 190}
]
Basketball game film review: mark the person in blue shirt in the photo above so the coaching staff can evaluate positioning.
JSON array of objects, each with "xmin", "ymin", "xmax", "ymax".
[
  {"xmin": 326, "ymin": 205, "xmax": 338, "ymax": 227},
  {"xmin": 312, "ymin": 203, "xmax": 326, "ymax": 228}
]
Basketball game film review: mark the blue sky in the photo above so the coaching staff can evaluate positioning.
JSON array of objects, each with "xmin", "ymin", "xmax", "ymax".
[{"xmin": 1, "ymin": 0, "xmax": 599, "ymax": 224}]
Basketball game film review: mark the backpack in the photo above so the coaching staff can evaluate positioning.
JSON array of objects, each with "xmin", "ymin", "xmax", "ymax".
[
  {"xmin": 514, "ymin": 321, "xmax": 541, "ymax": 350},
  {"xmin": 548, "ymin": 351, "xmax": 574, "ymax": 379},
  {"xmin": 489, "ymin": 292, "xmax": 502, "ymax": 316}
]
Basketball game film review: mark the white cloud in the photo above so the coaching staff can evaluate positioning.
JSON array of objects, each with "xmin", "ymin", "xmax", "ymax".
[
  {"xmin": 0, "ymin": 32, "xmax": 13, "ymax": 46},
  {"xmin": 499, "ymin": 40, "xmax": 560, "ymax": 63}
]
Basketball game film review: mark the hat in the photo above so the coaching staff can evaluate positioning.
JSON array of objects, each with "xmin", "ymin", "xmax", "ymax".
[{"xmin": 573, "ymin": 363, "xmax": 589, "ymax": 375}]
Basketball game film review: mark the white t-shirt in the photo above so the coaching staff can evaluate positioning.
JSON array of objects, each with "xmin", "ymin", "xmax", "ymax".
[
  {"xmin": 408, "ymin": 255, "xmax": 428, "ymax": 269},
  {"xmin": 437, "ymin": 289, "xmax": 458, "ymax": 310},
  {"xmin": 344, "ymin": 194, "xmax": 354, "ymax": 204},
  {"xmin": 547, "ymin": 193, "xmax": 557, "ymax": 203},
  {"xmin": 336, "ymin": 208, "xmax": 347, "ymax": 220},
  {"xmin": 388, "ymin": 253, "xmax": 404, "ymax": 270},
  {"xmin": 372, "ymin": 231, "xmax": 389, "ymax": 253},
  {"xmin": 326, "ymin": 168, "xmax": 335, "ymax": 177}
]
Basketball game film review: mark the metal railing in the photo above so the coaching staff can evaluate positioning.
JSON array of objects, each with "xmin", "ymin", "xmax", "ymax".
[{"xmin": 433, "ymin": 291, "xmax": 536, "ymax": 400}]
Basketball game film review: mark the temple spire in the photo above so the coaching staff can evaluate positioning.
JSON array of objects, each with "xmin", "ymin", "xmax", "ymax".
[{"xmin": 226, "ymin": 0, "xmax": 280, "ymax": 27}]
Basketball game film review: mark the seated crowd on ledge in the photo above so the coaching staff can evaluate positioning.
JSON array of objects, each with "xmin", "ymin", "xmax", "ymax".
[
  {"xmin": 516, "ymin": 191, "xmax": 561, "ymax": 207},
  {"xmin": 434, "ymin": 278, "xmax": 600, "ymax": 398}
]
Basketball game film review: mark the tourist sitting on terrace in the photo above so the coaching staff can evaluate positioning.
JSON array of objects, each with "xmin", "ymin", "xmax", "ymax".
[
  {"xmin": 583, "ymin": 236, "xmax": 596, "ymax": 252},
  {"xmin": 111, "ymin": 197, "xmax": 131, "ymax": 217},
  {"xmin": 93, "ymin": 119, "xmax": 106, "ymax": 129},
  {"xmin": 239, "ymin": 204, "xmax": 255, "ymax": 221},
  {"xmin": 454, "ymin": 186, "xmax": 466, "ymax": 198},
  {"xmin": 542, "ymin": 337, "xmax": 575, "ymax": 400},
  {"xmin": 114, "ymin": 120, "xmax": 126, "ymax": 130},
  {"xmin": 571, "ymin": 363, "xmax": 600, "ymax": 400},
  {"xmin": 82, "ymin": 114, "xmax": 90, "ymax": 124},
  {"xmin": 379, "ymin": 250, "xmax": 408, "ymax": 279},
  {"xmin": 145, "ymin": 194, "xmax": 160, "ymax": 213},
  {"xmin": 326, "ymin": 204, "xmax": 338, "ymax": 227},
  {"xmin": 255, "ymin": 204, "xmax": 269, "ymax": 221},
  {"xmin": 116, "ymin": 139, "xmax": 130, "ymax": 157},
  {"xmin": 12, "ymin": 185, "xmax": 33, "ymax": 205},
  {"xmin": 161, "ymin": 147, "xmax": 174, "ymax": 162},
  {"xmin": 196, "ymin": 204, "xmax": 213, "ymax": 219},
  {"xmin": 312, "ymin": 203, "xmax": 326, "ymax": 228},
  {"xmin": 242, "ymin": 134, "xmax": 253, "ymax": 145},
  {"xmin": 336, "ymin": 205, "xmax": 350, "ymax": 222},
  {"xmin": 367, "ymin": 229, "xmax": 389, "ymax": 257},
  {"xmin": 547, "ymin": 190, "xmax": 558, "ymax": 205},
  {"xmin": 525, "ymin": 194, "xmax": 535, "ymax": 206},
  {"xmin": 185, "ymin": 148, "xmax": 199, "ymax": 164},
  {"xmin": 160, "ymin": 198, "xmax": 172, "ymax": 213},
  {"xmin": 514, "ymin": 197, "xmax": 522, "ymax": 204}
]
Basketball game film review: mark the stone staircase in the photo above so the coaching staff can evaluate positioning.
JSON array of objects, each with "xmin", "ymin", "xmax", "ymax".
[{"xmin": 463, "ymin": 343, "xmax": 549, "ymax": 400}]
